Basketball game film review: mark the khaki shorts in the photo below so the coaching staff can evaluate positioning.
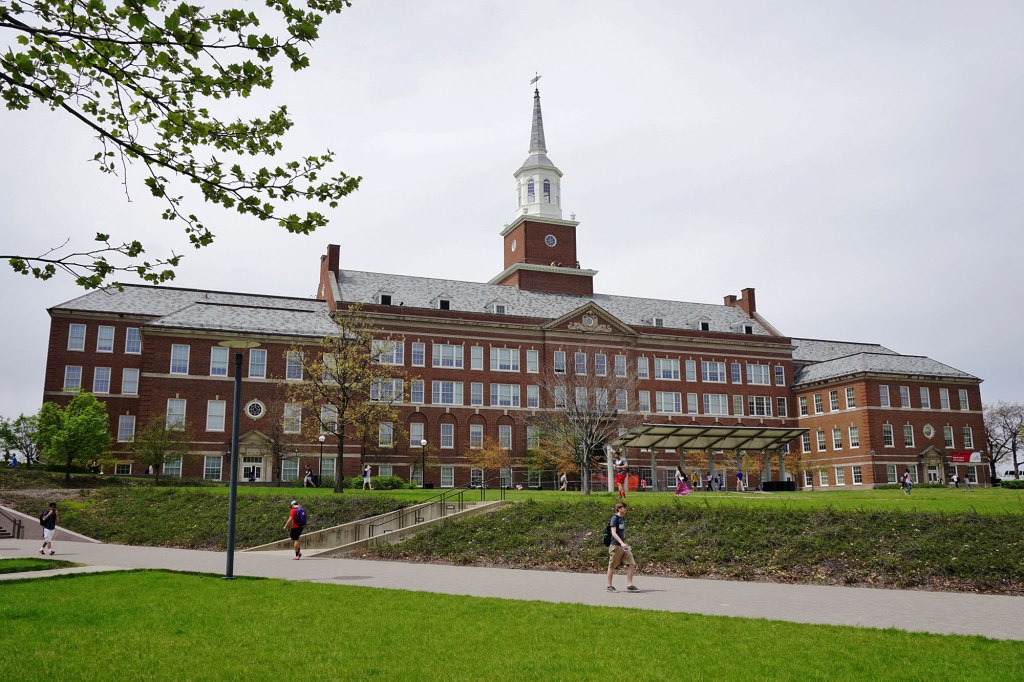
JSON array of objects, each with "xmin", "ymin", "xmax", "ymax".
[{"xmin": 608, "ymin": 544, "xmax": 635, "ymax": 570}]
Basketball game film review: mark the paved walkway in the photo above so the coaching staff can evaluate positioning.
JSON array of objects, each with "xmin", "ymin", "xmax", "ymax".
[{"xmin": 3, "ymin": 539, "xmax": 1023, "ymax": 641}]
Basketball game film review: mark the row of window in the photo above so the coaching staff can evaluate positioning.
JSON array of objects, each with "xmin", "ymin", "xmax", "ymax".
[
  {"xmin": 67, "ymin": 324, "xmax": 141, "ymax": 354},
  {"xmin": 799, "ymin": 386, "xmax": 971, "ymax": 415},
  {"xmin": 64, "ymin": 366, "xmax": 139, "ymax": 394},
  {"xmin": 799, "ymin": 423, "xmax": 975, "ymax": 453},
  {"xmin": 804, "ymin": 464, "xmax": 978, "ymax": 487},
  {"xmin": 170, "ymin": 346, "xmax": 268, "ymax": 377}
]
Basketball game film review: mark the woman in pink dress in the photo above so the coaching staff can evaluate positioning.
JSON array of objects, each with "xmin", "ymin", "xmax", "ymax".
[{"xmin": 675, "ymin": 467, "xmax": 691, "ymax": 495}]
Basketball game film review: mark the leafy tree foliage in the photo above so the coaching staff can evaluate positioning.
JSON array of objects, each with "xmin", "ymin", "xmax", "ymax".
[
  {"xmin": 130, "ymin": 415, "xmax": 192, "ymax": 481},
  {"xmin": 1, "ymin": 0, "xmax": 359, "ymax": 288},
  {"xmin": 466, "ymin": 436, "xmax": 515, "ymax": 486},
  {"xmin": 984, "ymin": 402, "xmax": 1024, "ymax": 480},
  {"xmin": 287, "ymin": 305, "xmax": 409, "ymax": 492},
  {"xmin": 0, "ymin": 412, "xmax": 40, "ymax": 463},
  {"xmin": 35, "ymin": 392, "xmax": 111, "ymax": 481}
]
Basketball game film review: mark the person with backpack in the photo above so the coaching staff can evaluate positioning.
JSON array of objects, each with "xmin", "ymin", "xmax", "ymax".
[
  {"xmin": 39, "ymin": 502, "xmax": 58, "ymax": 555},
  {"xmin": 605, "ymin": 502, "xmax": 638, "ymax": 592},
  {"xmin": 283, "ymin": 500, "xmax": 307, "ymax": 560}
]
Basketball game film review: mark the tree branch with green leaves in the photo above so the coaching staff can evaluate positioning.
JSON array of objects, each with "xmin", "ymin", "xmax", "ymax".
[{"xmin": 1, "ymin": 0, "xmax": 360, "ymax": 289}]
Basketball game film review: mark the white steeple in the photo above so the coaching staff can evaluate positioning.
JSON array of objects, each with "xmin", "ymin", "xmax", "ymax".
[{"xmin": 514, "ymin": 89, "xmax": 563, "ymax": 220}]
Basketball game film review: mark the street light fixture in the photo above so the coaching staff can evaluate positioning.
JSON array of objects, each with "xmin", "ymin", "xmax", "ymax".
[
  {"xmin": 419, "ymin": 438, "xmax": 427, "ymax": 488},
  {"xmin": 318, "ymin": 434, "xmax": 326, "ymax": 487}
]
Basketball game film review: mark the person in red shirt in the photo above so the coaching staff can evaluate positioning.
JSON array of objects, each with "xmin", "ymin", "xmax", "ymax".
[{"xmin": 282, "ymin": 500, "xmax": 305, "ymax": 560}]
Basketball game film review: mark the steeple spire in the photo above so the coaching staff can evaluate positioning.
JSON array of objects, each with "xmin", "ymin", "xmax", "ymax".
[
  {"xmin": 529, "ymin": 88, "xmax": 547, "ymax": 154},
  {"xmin": 514, "ymin": 86, "xmax": 562, "ymax": 220}
]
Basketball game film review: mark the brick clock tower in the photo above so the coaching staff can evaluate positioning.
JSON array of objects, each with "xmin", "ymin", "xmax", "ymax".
[{"xmin": 490, "ymin": 89, "xmax": 597, "ymax": 296}]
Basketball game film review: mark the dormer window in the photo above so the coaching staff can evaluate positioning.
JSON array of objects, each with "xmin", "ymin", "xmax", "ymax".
[
  {"xmin": 375, "ymin": 291, "xmax": 394, "ymax": 305},
  {"xmin": 700, "ymin": 321, "xmax": 710, "ymax": 331},
  {"xmin": 543, "ymin": 179, "xmax": 551, "ymax": 203},
  {"xmin": 438, "ymin": 299, "xmax": 451, "ymax": 311},
  {"xmin": 744, "ymin": 325, "xmax": 754, "ymax": 335},
  {"xmin": 652, "ymin": 317, "xmax": 664, "ymax": 328},
  {"xmin": 493, "ymin": 303, "xmax": 507, "ymax": 315}
]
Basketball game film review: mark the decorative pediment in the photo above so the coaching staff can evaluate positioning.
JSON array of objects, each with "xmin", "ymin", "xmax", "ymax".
[{"xmin": 542, "ymin": 303, "xmax": 637, "ymax": 336}]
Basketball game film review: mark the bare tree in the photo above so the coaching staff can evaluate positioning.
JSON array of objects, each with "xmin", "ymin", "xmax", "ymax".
[
  {"xmin": 288, "ymin": 305, "xmax": 408, "ymax": 492},
  {"xmin": 984, "ymin": 402, "xmax": 1024, "ymax": 480},
  {"xmin": 525, "ymin": 366, "xmax": 642, "ymax": 495}
]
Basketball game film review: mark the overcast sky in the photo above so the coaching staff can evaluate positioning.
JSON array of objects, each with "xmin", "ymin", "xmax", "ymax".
[{"xmin": 1, "ymin": 0, "xmax": 1022, "ymax": 420}]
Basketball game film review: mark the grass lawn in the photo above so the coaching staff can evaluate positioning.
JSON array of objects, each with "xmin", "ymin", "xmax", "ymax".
[
  {"xmin": 144, "ymin": 482, "xmax": 1024, "ymax": 515},
  {"xmin": 0, "ymin": 571, "xmax": 1020, "ymax": 681},
  {"xmin": 0, "ymin": 558, "xmax": 79, "ymax": 574}
]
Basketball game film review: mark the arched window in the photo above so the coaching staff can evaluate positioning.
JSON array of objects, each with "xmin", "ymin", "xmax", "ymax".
[
  {"xmin": 543, "ymin": 179, "xmax": 551, "ymax": 202},
  {"xmin": 527, "ymin": 179, "xmax": 535, "ymax": 203}
]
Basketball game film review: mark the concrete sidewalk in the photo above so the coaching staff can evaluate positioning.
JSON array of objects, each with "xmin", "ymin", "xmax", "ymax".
[{"xmin": 3, "ymin": 539, "xmax": 1022, "ymax": 641}]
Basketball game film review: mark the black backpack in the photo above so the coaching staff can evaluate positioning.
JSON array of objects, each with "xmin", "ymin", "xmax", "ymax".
[
  {"xmin": 602, "ymin": 522, "xmax": 613, "ymax": 546},
  {"xmin": 39, "ymin": 510, "xmax": 47, "ymax": 526}
]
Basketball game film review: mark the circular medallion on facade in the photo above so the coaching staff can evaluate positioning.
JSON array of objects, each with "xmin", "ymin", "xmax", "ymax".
[
  {"xmin": 923, "ymin": 424, "xmax": 935, "ymax": 438},
  {"xmin": 245, "ymin": 399, "xmax": 265, "ymax": 420},
  {"xmin": 583, "ymin": 314, "xmax": 596, "ymax": 327},
  {"xmin": 545, "ymin": 234, "xmax": 557, "ymax": 247},
  {"xmin": 510, "ymin": 239, "xmax": 517, "ymax": 252}
]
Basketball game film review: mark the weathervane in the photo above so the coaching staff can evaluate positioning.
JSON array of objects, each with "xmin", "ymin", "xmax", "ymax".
[{"xmin": 530, "ymin": 72, "xmax": 542, "ymax": 87}]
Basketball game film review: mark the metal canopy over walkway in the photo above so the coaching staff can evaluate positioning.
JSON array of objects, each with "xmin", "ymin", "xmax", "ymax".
[{"xmin": 611, "ymin": 424, "xmax": 807, "ymax": 452}]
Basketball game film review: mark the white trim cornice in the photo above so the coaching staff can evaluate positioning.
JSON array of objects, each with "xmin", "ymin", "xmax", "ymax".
[
  {"xmin": 487, "ymin": 262, "xmax": 598, "ymax": 285},
  {"xmin": 499, "ymin": 214, "xmax": 580, "ymax": 237}
]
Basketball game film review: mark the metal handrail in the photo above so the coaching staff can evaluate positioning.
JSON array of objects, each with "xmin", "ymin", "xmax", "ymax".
[
  {"xmin": 0, "ymin": 506, "xmax": 24, "ymax": 539},
  {"xmin": 366, "ymin": 475, "xmax": 507, "ymax": 538}
]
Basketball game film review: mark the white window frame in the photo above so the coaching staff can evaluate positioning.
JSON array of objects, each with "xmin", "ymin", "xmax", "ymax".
[
  {"xmin": 899, "ymin": 386, "xmax": 911, "ymax": 409},
  {"xmin": 774, "ymin": 365, "xmax": 786, "ymax": 386},
  {"xmin": 638, "ymin": 390, "xmax": 651, "ymax": 413},
  {"xmin": 655, "ymin": 391, "xmax": 682, "ymax": 414},
  {"xmin": 845, "ymin": 387, "xmax": 856, "ymax": 409},
  {"xmin": 939, "ymin": 388, "xmax": 950, "ymax": 410},
  {"xmin": 206, "ymin": 400, "xmax": 226, "ymax": 432},
  {"xmin": 637, "ymin": 357, "xmax": 649, "ymax": 379},
  {"xmin": 813, "ymin": 394, "xmax": 823, "ymax": 414},
  {"xmin": 432, "ymin": 344, "xmax": 464, "ymax": 369},
  {"xmin": 829, "ymin": 390, "xmax": 840, "ymax": 411},
  {"xmin": 490, "ymin": 383, "xmax": 521, "ymax": 408},
  {"xmin": 819, "ymin": 469, "xmax": 829, "ymax": 486},
  {"xmin": 777, "ymin": 397, "xmax": 788, "ymax": 417},
  {"xmin": 470, "ymin": 382, "xmax": 484, "ymax": 406},
  {"xmin": 574, "ymin": 352, "xmax": 587, "ymax": 375},
  {"xmin": 553, "ymin": 351, "xmax": 566, "ymax": 374},
  {"xmin": 880, "ymin": 385, "xmax": 891, "ymax": 408},
  {"xmin": 702, "ymin": 393, "xmax": 729, "ymax": 416},
  {"xmin": 747, "ymin": 396, "xmax": 772, "ymax": 417},
  {"xmin": 67, "ymin": 323, "xmax": 86, "ymax": 351},
  {"xmin": 799, "ymin": 396, "xmax": 808, "ymax": 416},
  {"xmin": 903, "ymin": 424, "xmax": 915, "ymax": 448},
  {"xmin": 963, "ymin": 427, "xmax": 974, "ymax": 449},
  {"xmin": 654, "ymin": 358, "xmax": 680, "ymax": 380},
  {"xmin": 114, "ymin": 462, "xmax": 132, "ymax": 476},
  {"xmin": 410, "ymin": 379, "xmax": 425, "ymax": 404},
  {"xmin": 170, "ymin": 344, "xmax": 190, "ymax": 375},
  {"xmin": 117, "ymin": 415, "xmax": 136, "ymax": 442},
  {"xmin": 943, "ymin": 425, "xmax": 954, "ymax": 448},
  {"xmin": 125, "ymin": 327, "xmax": 142, "ymax": 354},
  {"xmin": 372, "ymin": 339, "xmax": 404, "ymax": 366},
  {"xmin": 378, "ymin": 422, "xmax": 394, "ymax": 448},
  {"xmin": 526, "ymin": 349, "xmax": 539, "ymax": 373},
  {"xmin": 594, "ymin": 353, "xmax": 607, "ymax": 377},
  {"xmin": 801, "ymin": 433, "xmax": 811, "ymax": 453},
  {"xmin": 96, "ymin": 325, "xmax": 115, "ymax": 353},
  {"xmin": 162, "ymin": 457, "xmax": 182, "ymax": 478},
  {"xmin": 92, "ymin": 366, "xmax": 111, "ymax": 394},
  {"xmin": 440, "ymin": 423, "xmax": 455, "ymax": 449},
  {"xmin": 883, "ymin": 423, "xmax": 894, "ymax": 447},
  {"xmin": 282, "ymin": 458, "xmax": 300, "ymax": 482},
  {"xmin": 204, "ymin": 455, "xmax": 223, "ymax": 481},
  {"xmin": 835, "ymin": 467, "xmax": 846, "ymax": 485},
  {"xmin": 471, "ymin": 345, "xmax": 484, "ymax": 371},
  {"xmin": 849, "ymin": 425, "xmax": 860, "ymax": 448},
  {"xmin": 499, "ymin": 424, "xmax": 512, "ymax": 450},
  {"xmin": 409, "ymin": 422, "xmax": 424, "ymax": 448},
  {"xmin": 431, "ymin": 381, "xmax": 464, "ymax": 406},
  {"xmin": 615, "ymin": 354, "xmax": 627, "ymax": 378},
  {"xmin": 411, "ymin": 342, "xmax": 426, "ymax": 367},
  {"xmin": 919, "ymin": 387, "xmax": 931, "ymax": 409},
  {"xmin": 852, "ymin": 465, "xmax": 863, "ymax": 485},
  {"xmin": 958, "ymin": 389, "xmax": 969, "ymax": 411},
  {"xmin": 283, "ymin": 403, "xmax": 302, "ymax": 434},
  {"xmin": 210, "ymin": 346, "xmax": 229, "ymax": 377},
  {"xmin": 816, "ymin": 430, "xmax": 826, "ymax": 452},
  {"xmin": 490, "ymin": 347, "xmax": 520, "ymax": 372},
  {"xmin": 248, "ymin": 349, "xmax": 267, "ymax": 379},
  {"xmin": 440, "ymin": 466, "xmax": 455, "ymax": 488},
  {"xmin": 746, "ymin": 364, "xmax": 770, "ymax": 386},
  {"xmin": 731, "ymin": 362, "xmax": 742, "ymax": 384},
  {"xmin": 832, "ymin": 427, "xmax": 843, "ymax": 450},
  {"xmin": 685, "ymin": 360, "xmax": 697, "ymax": 382},
  {"xmin": 701, "ymin": 361, "xmax": 726, "ymax": 383},
  {"xmin": 63, "ymin": 365, "xmax": 82, "ymax": 390},
  {"xmin": 527, "ymin": 385, "xmax": 540, "ymax": 409},
  {"xmin": 469, "ymin": 424, "xmax": 484, "ymax": 449},
  {"xmin": 166, "ymin": 399, "xmax": 186, "ymax": 430}
]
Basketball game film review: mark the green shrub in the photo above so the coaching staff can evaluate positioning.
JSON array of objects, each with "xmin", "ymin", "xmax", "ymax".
[{"xmin": 1000, "ymin": 479, "xmax": 1024, "ymax": 489}]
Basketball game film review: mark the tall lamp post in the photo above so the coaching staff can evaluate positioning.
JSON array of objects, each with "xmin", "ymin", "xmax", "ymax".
[
  {"xmin": 318, "ymin": 434, "xmax": 326, "ymax": 487},
  {"xmin": 218, "ymin": 339, "xmax": 260, "ymax": 580},
  {"xmin": 419, "ymin": 439, "xmax": 427, "ymax": 488}
]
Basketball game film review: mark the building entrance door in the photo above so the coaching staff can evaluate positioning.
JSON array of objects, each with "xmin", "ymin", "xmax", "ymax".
[
  {"xmin": 927, "ymin": 465, "xmax": 939, "ymax": 483},
  {"xmin": 242, "ymin": 456, "xmax": 263, "ymax": 482}
]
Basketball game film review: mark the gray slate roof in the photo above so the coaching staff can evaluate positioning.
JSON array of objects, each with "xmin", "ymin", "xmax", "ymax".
[
  {"xmin": 51, "ymin": 285, "xmax": 332, "ymax": 338},
  {"xmin": 147, "ymin": 302, "xmax": 337, "ymax": 338},
  {"xmin": 336, "ymin": 269, "xmax": 771, "ymax": 335},
  {"xmin": 791, "ymin": 338, "xmax": 897, "ymax": 362},
  {"xmin": 794, "ymin": 351, "xmax": 976, "ymax": 385}
]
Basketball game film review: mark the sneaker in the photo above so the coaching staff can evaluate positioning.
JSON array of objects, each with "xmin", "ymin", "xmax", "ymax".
[
  {"xmin": 39, "ymin": 549, "xmax": 45, "ymax": 555},
  {"xmin": 627, "ymin": 585, "xmax": 639, "ymax": 592},
  {"xmin": 293, "ymin": 555, "xmax": 301, "ymax": 560},
  {"xmin": 49, "ymin": 551, "xmax": 55, "ymax": 556},
  {"xmin": 606, "ymin": 585, "xmax": 616, "ymax": 592}
]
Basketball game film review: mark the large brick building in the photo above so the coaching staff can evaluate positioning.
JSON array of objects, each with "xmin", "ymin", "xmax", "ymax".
[{"xmin": 41, "ymin": 90, "xmax": 989, "ymax": 488}]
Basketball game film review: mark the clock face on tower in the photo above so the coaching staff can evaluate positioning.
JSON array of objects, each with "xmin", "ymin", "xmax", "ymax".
[{"xmin": 545, "ymin": 234, "xmax": 557, "ymax": 247}]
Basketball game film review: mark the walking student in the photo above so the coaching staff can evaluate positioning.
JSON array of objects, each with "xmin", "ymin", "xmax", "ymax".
[
  {"xmin": 362, "ymin": 464, "xmax": 373, "ymax": 490},
  {"xmin": 606, "ymin": 502, "xmax": 638, "ymax": 592},
  {"xmin": 283, "ymin": 500, "xmax": 306, "ymax": 560},
  {"xmin": 39, "ymin": 502, "xmax": 58, "ymax": 555},
  {"xmin": 613, "ymin": 454, "xmax": 628, "ymax": 499},
  {"xmin": 902, "ymin": 471, "xmax": 912, "ymax": 495}
]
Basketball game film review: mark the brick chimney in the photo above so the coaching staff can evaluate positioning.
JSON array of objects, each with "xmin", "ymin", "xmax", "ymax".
[
  {"xmin": 317, "ymin": 244, "xmax": 341, "ymax": 310},
  {"xmin": 723, "ymin": 288, "xmax": 756, "ymax": 318}
]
